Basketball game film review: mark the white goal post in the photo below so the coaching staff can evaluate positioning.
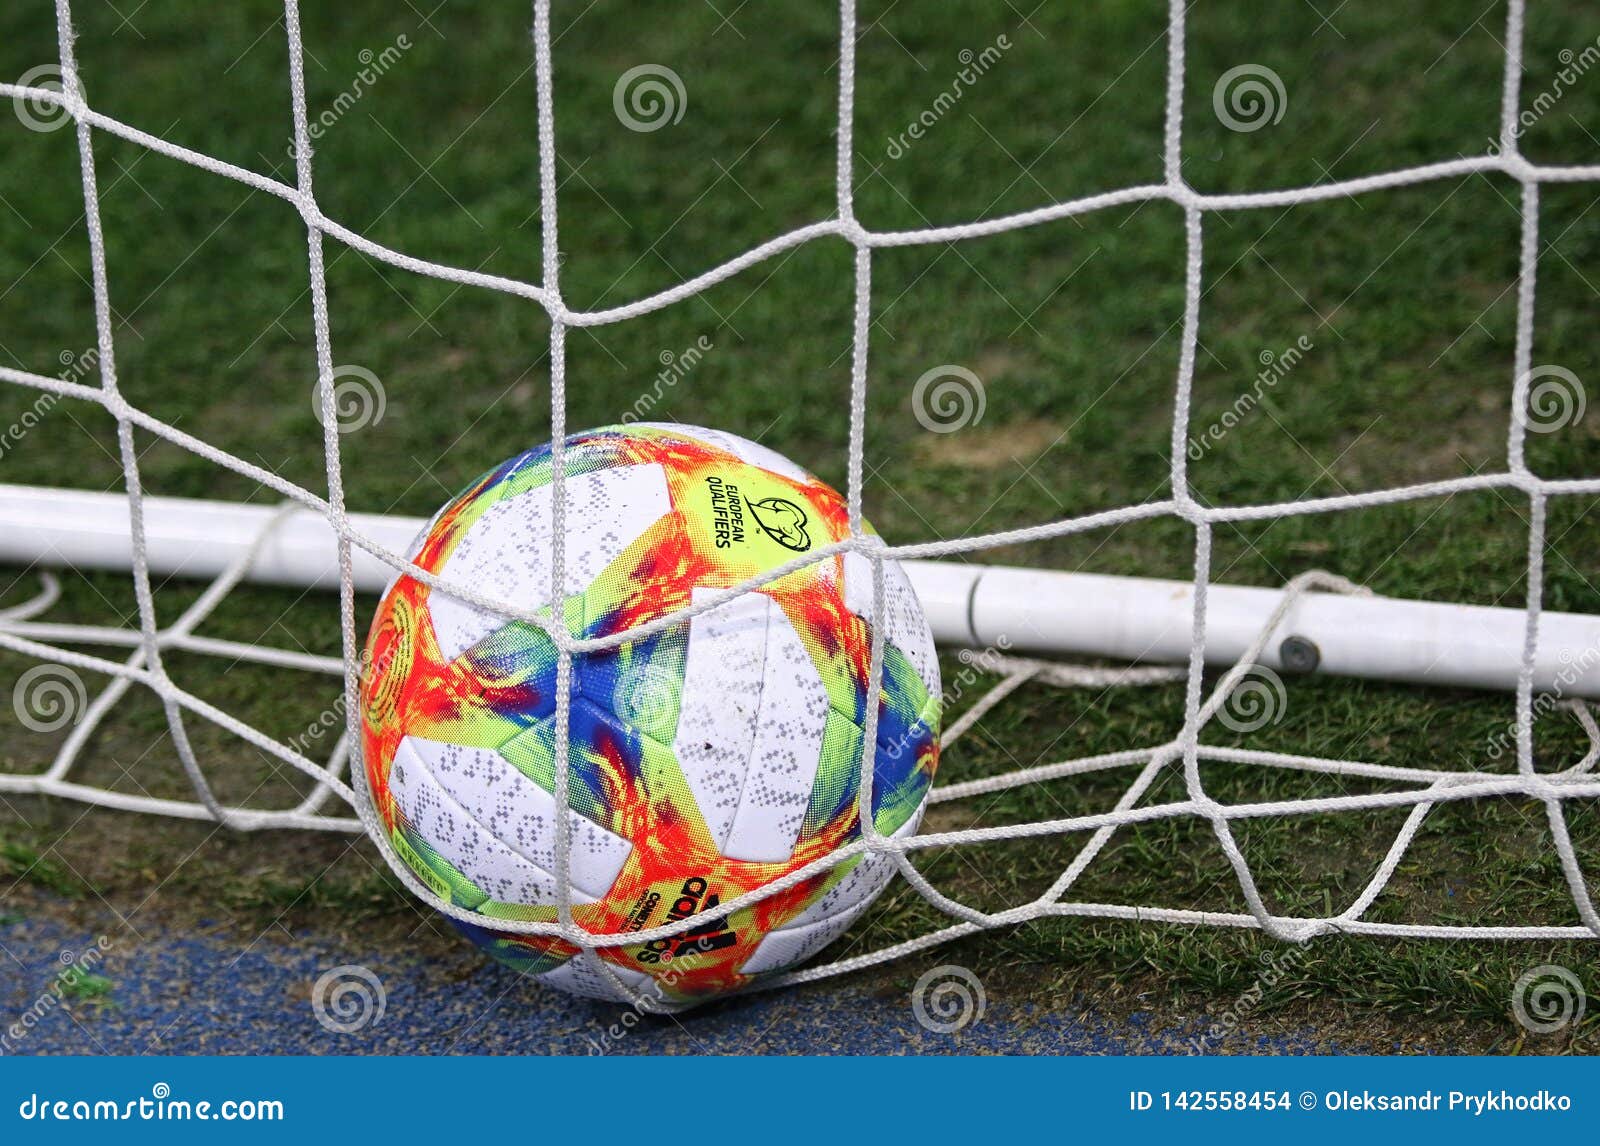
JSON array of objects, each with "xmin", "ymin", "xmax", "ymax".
[{"xmin": 2, "ymin": 483, "xmax": 1598, "ymax": 700}]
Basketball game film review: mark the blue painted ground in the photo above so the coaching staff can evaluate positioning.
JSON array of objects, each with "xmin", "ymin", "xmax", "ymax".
[{"xmin": 0, "ymin": 914, "xmax": 1350, "ymax": 1055}]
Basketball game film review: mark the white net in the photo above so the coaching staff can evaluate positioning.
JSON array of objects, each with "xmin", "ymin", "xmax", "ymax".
[{"xmin": 0, "ymin": 0, "xmax": 1598, "ymax": 1009}]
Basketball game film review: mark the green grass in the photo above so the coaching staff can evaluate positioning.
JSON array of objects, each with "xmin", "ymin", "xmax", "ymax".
[
  {"xmin": 2, "ymin": 834, "xmax": 91, "ymax": 898},
  {"xmin": 0, "ymin": 0, "xmax": 1597, "ymax": 1051},
  {"xmin": 55, "ymin": 969, "xmax": 115, "ymax": 1004}
]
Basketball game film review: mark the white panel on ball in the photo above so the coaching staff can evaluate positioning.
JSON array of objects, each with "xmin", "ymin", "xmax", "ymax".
[
  {"xmin": 672, "ymin": 587, "xmax": 769, "ymax": 851},
  {"xmin": 391, "ymin": 735, "xmax": 633, "ymax": 903},
  {"xmin": 537, "ymin": 950, "xmax": 653, "ymax": 1002},
  {"xmin": 428, "ymin": 463, "xmax": 672, "ymax": 661},
  {"xmin": 722, "ymin": 601, "xmax": 830, "ymax": 863},
  {"xmin": 672, "ymin": 585, "xmax": 832, "ymax": 863}
]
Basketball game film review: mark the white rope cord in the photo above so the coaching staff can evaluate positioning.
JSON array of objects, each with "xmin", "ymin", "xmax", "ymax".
[{"xmin": 0, "ymin": 0, "xmax": 1595, "ymax": 1011}]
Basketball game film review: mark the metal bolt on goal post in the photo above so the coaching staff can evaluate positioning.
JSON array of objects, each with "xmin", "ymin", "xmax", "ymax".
[{"xmin": 1278, "ymin": 636, "xmax": 1320, "ymax": 676}]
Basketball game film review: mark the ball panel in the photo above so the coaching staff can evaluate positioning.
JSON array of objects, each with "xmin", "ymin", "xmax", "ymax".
[
  {"xmin": 449, "ymin": 620, "xmax": 562, "ymax": 742},
  {"xmin": 574, "ymin": 631, "xmax": 687, "ymax": 749},
  {"xmin": 496, "ymin": 702, "xmax": 680, "ymax": 851},
  {"xmin": 393, "ymin": 734, "xmax": 633, "ymax": 903},
  {"xmin": 789, "ymin": 811, "xmax": 922, "ymax": 931},
  {"xmin": 869, "ymin": 644, "xmax": 941, "ymax": 838},
  {"xmin": 734, "ymin": 896, "xmax": 875, "ymax": 976},
  {"xmin": 798, "ymin": 709, "xmax": 865, "ymax": 841},
  {"xmin": 389, "ymin": 822, "xmax": 488, "ymax": 910},
  {"xmin": 672, "ymin": 588, "xmax": 769, "ymax": 851},
  {"xmin": 389, "ymin": 737, "xmax": 567, "ymax": 906},
  {"xmin": 429, "ymin": 462, "xmax": 672, "ymax": 660},
  {"xmin": 721, "ymin": 598, "xmax": 830, "ymax": 862},
  {"xmin": 449, "ymin": 916, "xmax": 570, "ymax": 976},
  {"xmin": 536, "ymin": 950, "xmax": 652, "ymax": 1003},
  {"xmin": 791, "ymin": 641, "xmax": 938, "ymax": 848}
]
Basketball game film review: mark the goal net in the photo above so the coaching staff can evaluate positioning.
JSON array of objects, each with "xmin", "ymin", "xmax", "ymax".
[{"xmin": 0, "ymin": 0, "xmax": 1597, "ymax": 1010}]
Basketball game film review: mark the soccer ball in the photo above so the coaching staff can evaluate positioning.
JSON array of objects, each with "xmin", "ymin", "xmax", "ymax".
[{"xmin": 358, "ymin": 424, "xmax": 940, "ymax": 1004}]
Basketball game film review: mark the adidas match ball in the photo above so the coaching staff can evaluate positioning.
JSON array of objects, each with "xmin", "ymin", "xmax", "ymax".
[{"xmin": 358, "ymin": 424, "xmax": 940, "ymax": 1004}]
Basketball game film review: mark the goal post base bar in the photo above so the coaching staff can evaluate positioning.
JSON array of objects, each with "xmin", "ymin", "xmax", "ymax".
[{"xmin": 1, "ymin": 483, "xmax": 1595, "ymax": 699}]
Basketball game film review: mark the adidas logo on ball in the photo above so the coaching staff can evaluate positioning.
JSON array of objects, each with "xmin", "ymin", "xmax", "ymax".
[{"xmin": 635, "ymin": 877, "xmax": 738, "ymax": 965}]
